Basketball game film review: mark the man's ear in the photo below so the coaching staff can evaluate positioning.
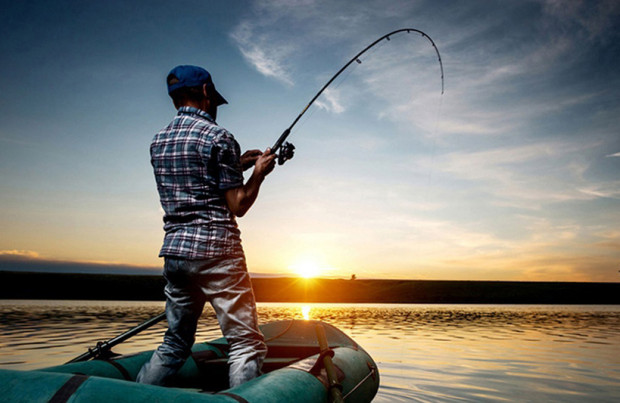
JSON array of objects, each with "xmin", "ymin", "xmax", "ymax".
[{"xmin": 202, "ymin": 83, "xmax": 211, "ymax": 109}]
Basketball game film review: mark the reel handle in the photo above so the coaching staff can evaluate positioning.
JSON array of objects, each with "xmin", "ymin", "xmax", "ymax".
[{"xmin": 278, "ymin": 142, "xmax": 295, "ymax": 165}]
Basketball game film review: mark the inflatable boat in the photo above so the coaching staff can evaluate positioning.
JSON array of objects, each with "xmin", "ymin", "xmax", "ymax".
[{"xmin": 0, "ymin": 319, "xmax": 379, "ymax": 402}]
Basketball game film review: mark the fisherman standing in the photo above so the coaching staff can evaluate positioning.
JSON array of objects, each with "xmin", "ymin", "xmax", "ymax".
[{"xmin": 137, "ymin": 65, "xmax": 274, "ymax": 387}]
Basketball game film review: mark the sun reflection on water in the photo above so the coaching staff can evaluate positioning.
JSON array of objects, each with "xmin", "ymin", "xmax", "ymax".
[{"xmin": 301, "ymin": 305, "xmax": 311, "ymax": 320}]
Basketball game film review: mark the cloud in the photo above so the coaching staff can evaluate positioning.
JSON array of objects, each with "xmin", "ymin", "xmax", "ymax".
[
  {"xmin": 421, "ymin": 228, "xmax": 619, "ymax": 282},
  {"xmin": 413, "ymin": 139, "xmax": 607, "ymax": 208},
  {"xmin": 229, "ymin": 1, "xmax": 363, "ymax": 86},
  {"xmin": 516, "ymin": 254, "xmax": 616, "ymax": 282},
  {"xmin": 314, "ymin": 88, "xmax": 345, "ymax": 114},
  {"xmin": 229, "ymin": 0, "xmax": 613, "ymax": 139},
  {"xmin": 577, "ymin": 181, "xmax": 620, "ymax": 199},
  {"xmin": 606, "ymin": 152, "xmax": 620, "ymax": 158},
  {"xmin": 228, "ymin": 0, "xmax": 420, "ymax": 89},
  {"xmin": 404, "ymin": 2, "xmax": 618, "ymax": 141},
  {"xmin": 230, "ymin": 21, "xmax": 295, "ymax": 86},
  {"xmin": 0, "ymin": 249, "xmax": 40, "ymax": 258},
  {"xmin": 0, "ymin": 252, "xmax": 160, "ymax": 275},
  {"xmin": 542, "ymin": 0, "xmax": 620, "ymax": 41}
]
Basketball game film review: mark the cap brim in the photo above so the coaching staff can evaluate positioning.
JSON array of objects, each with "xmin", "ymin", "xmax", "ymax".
[{"xmin": 212, "ymin": 89, "xmax": 228, "ymax": 106}]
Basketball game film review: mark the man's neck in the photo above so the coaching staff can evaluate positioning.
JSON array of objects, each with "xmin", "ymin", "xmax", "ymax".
[{"xmin": 177, "ymin": 100, "xmax": 216, "ymax": 120}]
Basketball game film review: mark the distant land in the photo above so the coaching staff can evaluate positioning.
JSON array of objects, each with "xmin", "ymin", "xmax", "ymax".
[{"xmin": 1, "ymin": 271, "xmax": 619, "ymax": 304}]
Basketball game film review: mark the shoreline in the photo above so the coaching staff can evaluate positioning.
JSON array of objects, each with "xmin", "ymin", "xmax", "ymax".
[{"xmin": 2, "ymin": 271, "xmax": 619, "ymax": 304}]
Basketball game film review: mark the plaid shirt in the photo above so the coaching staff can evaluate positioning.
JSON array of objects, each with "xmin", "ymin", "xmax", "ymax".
[{"xmin": 151, "ymin": 106, "xmax": 245, "ymax": 258}]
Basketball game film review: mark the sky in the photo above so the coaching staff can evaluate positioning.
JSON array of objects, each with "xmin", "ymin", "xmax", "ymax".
[{"xmin": 1, "ymin": 0, "xmax": 619, "ymax": 282}]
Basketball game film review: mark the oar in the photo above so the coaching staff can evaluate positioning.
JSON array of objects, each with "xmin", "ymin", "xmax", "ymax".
[
  {"xmin": 67, "ymin": 312, "xmax": 167, "ymax": 363},
  {"xmin": 315, "ymin": 323, "xmax": 344, "ymax": 403}
]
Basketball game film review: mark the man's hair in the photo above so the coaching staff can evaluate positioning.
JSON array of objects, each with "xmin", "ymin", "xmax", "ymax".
[{"xmin": 167, "ymin": 73, "xmax": 205, "ymax": 106}]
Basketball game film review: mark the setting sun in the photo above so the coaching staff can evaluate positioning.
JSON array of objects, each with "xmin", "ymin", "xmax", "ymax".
[
  {"xmin": 288, "ymin": 255, "xmax": 338, "ymax": 279},
  {"xmin": 290, "ymin": 260, "xmax": 321, "ymax": 278}
]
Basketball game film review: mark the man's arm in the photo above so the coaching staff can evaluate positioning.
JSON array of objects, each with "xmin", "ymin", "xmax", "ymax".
[{"xmin": 225, "ymin": 148, "xmax": 276, "ymax": 217}]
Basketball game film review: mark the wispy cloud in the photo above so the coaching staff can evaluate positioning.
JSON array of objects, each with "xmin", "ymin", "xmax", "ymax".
[
  {"xmin": 230, "ymin": 21, "xmax": 295, "ymax": 86},
  {"xmin": 578, "ymin": 182, "xmax": 620, "ymax": 199},
  {"xmin": 412, "ymin": 139, "xmax": 607, "ymax": 208},
  {"xmin": 542, "ymin": 0, "xmax": 620, "ymax": 41},
  {"xmin": 314, "ymin": 88, "xmax": 345, "ymax": 114},
  {"xmin": 0, "ymin": 249, "xmax": 40, "ymax": 258},
  {"xmin": 606, "ymin": 152, "xmax": 620, "ymax": 158},
  {"xmin": 229, "ymin": 0, "xmax": 418, "ymax": 89},
  {"xmin": 230, "ymin": 0, "xmax": 597, "ymax": 138},
  {"xmin": 229, "ymin": 0, "xmax": 611, "ymax": 142},
  {"xmin": 229, "ymin": 1, "xmax": 353, "ymax": 86}
]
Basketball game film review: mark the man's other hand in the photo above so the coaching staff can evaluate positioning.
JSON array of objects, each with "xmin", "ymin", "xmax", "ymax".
[
  {"xmin": 241, "ymin": 149, "xmax": 263, "ymax": 171},
  {"xmin": 254, "ymin": 148, "xmax": 276, "ymax": 178}
]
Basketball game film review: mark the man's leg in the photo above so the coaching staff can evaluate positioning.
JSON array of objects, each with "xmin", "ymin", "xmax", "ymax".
[
  {"xmin": 137, "ymin": 258, "xmax": 205, "ymax": 385},
  {"xmin": 200, "ymin": 256, "xmax": 267, "ymax": 388}
]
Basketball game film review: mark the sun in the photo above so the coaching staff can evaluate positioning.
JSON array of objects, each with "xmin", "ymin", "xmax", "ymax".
[{"xmin": 290, "ymin": 259, "xmax": 322, "ymax": 278}]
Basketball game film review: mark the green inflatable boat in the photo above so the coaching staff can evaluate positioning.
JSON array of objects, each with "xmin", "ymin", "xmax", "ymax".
[{"xmin": 0, "ymin": 320, "xmax": 379, "ymax": 402}]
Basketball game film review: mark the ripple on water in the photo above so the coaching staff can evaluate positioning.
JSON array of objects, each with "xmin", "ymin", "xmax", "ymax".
[{"xmin": 1, "ymin": 301, "xmax": 619, "ymax": 402}]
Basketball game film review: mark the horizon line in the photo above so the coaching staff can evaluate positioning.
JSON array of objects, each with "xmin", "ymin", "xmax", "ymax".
[{"xmin": 1, "ymin": 269, "xmax": 618, "ymax": 285}]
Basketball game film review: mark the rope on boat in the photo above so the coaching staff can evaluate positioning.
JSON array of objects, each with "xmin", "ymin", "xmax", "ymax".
[
  {"xmin": 342, "ymin": 364, "xmax": 377, "ymax": 400},
  {"xmin": 264, "ymin": 319, "xmax": 296, "ymax": 343}
]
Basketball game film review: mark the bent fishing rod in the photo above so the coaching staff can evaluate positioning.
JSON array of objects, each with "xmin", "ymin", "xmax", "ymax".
[
  {"xmin": 271, "ymin": 28, "xmax": 444, "ymax": 165},
  {"xmin": 68, "ymin": 31, "xmax": 443, "ymax": 360}
]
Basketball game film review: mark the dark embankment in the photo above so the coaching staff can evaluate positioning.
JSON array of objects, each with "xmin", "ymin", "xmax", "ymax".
[{"xmin": 1, "ymin": 271, "xmax": 619, "ymax": 304}]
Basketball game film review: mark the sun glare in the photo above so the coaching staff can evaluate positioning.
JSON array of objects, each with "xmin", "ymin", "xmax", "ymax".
[
  {"xmin": 301, "ymin": 305, "xmax": 312, "ymax": 320},
  {"xmin": 290, "ymin": 260, "xmax": 322, "ymax": 278}
]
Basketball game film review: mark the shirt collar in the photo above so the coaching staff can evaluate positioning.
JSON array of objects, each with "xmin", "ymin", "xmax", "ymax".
[{"xmin": 177, "ymin": 106, "xmax": 215, "ymax": 123}]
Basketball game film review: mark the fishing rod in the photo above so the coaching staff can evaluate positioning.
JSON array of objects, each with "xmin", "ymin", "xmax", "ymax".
[
  {"xmin": 271, "ymin": 28, "xmax": 444, "ymax": 165},
  {"xmin": 67, "ymin": 312, "xmax": 167, "ymax": 363}
]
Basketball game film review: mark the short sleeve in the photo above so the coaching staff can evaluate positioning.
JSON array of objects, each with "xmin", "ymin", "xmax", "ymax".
[{"xmin": 215, "ymin": 133, "xmax": 244, "ymax": 190}]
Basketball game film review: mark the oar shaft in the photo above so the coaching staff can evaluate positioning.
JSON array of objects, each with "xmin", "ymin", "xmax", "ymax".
[
  {"xmin": 315, "ymin": 323, "xmax": 344, "ymax": 403},
  {"xmin": 67, "ymin": 312, "xmax": 167, "ymax": 363},
  {"xmin": 106, "ymin": 312, "xmax": 167, "ymax": 347}
]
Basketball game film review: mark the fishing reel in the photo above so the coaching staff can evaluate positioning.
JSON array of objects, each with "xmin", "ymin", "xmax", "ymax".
[{"xmin": 277, "ymin": 142, "xmax": 295, "ymax": 165}]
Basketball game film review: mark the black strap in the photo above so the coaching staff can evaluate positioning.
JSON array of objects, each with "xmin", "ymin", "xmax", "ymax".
[
  {"xmin": 48, "ymin": 374, "xmax": 89, "ymax": 403},
  {"xmin": 217, "ymin": 392, "xmax": 249, "ymax": 403},
  {"xmin": 309, "ymin": 349, "xmax": 335, "ymax": 375},
  {"xmin": 104, "ymin": 359, "xmax": 133, "ymax": 380}
]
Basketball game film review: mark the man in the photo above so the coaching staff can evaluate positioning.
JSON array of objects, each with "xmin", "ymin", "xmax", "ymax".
[{"xmin": 137, "ymin": 65, "xmax": 274, "ymax": 388}]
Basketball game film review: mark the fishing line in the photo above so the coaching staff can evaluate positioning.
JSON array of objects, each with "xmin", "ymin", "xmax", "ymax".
[
  {"xmin": 270, "ymin": 28, "xmax": 445, "ymax": 165},
  {"xmin": 423, "ymin": 92, "xmax": 445, "ymax": 204}
]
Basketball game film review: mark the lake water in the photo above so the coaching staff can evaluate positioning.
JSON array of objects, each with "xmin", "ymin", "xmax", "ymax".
[{"xmin": 1, "ymin": 301, "xmax": 619, "ymax": 402}]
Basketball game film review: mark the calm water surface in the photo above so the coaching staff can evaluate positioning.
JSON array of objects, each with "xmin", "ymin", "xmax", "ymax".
[{"xmin": 1, "ymin": 301, "xmax": 619, "ymax": 402}]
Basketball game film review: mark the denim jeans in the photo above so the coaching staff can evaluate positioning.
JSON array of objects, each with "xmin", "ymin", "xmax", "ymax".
[{"xmin": 136, "ymin": 256, "xmax": 267, "ymax": 388}]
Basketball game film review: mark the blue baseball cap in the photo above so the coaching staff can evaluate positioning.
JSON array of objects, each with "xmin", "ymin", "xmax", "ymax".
[{"xmin": 166, "ymin": 65, "xmax": 228, "ymax": 106}]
